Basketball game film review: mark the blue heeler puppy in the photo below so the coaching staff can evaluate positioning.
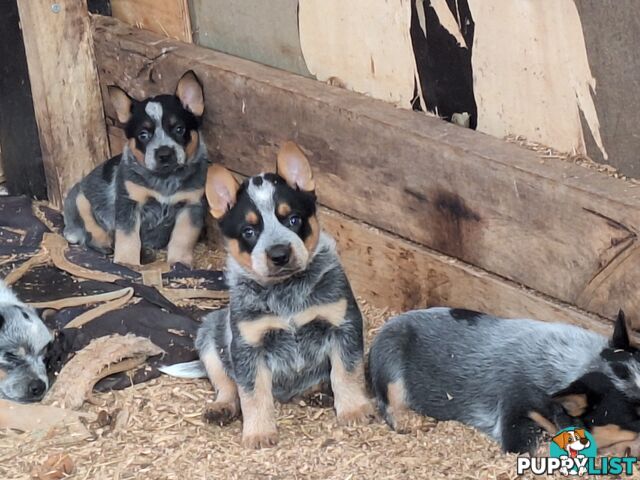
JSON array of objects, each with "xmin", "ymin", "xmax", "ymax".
[
  {"xmin": 0, "ymin": 280, "xmax": 53, "ymax": 402},
  {"xmin": 368, "ymin": 307, "xmax": 640, "ymax": 455},
  {"xmin": 162, "ymin": 142, "xmax": 374, "ymax": 448},
  {"xmin": 63, "ymin": 71, "xmax": 208, "ymax": 267}
]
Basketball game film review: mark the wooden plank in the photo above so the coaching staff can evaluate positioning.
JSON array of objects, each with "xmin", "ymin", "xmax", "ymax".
[
  {"xmin": 321, "ymin": 208, "xmax": 611, "ymax": 336},
  {"xmin": 111, "ymin": 0, "xmax": 192, "ymax": 43},
  {"xmin": 92, "ymin": 17, "xmax": 640, "ymax": 327},
  {"xmin": 0, "ymin": 0, "xmax": 47, "ymax": 199},
  {"xmin": 17, "ymin": 0, "xmax": 110, "ymax": 208}
]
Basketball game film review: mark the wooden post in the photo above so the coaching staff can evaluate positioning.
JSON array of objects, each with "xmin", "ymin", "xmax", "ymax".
[{"xmin": 17, "ymin": 0, "xmax": 110, "ymax": 208}]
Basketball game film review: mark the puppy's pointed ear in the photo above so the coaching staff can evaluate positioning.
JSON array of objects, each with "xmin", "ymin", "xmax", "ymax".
[
  {"xmin": 612, "ymin": 310, "xmax": 631, "ymax": 350},
  {"xmin": 108, "ymin": 85, "xmax": 134, "ymax": 124},
  {"xmin": 176, "ymin": 71, "xmax": 204, "ymax": 117},
  {"xmin": 552, "ymin": 380, "xmax": 589, "ymax": 417},
  {"xmin": 206, "ymin": 165, "xmax": 240, "ymax": 219},
  {"xmin": 277, "ymin": 141, "xmax": 315, "ymax": 192}
]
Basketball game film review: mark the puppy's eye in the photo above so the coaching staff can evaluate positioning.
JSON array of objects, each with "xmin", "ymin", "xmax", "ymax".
[
  {"xmin": 242, "ymin": 226, "xmax": 256, "ymax": 240},
  {"xmin": 286, "ymin": 214, "xmax": 302, "ymax": 229},
  {"xmin": 137, "ymin": 130, "xmax": 151, "ymax": 142},
  {"xmin": 174, "ymin": 125, "xmax": 185, "ymax": 136}
]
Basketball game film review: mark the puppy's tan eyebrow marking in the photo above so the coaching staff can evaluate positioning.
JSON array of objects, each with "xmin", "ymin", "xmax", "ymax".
[
  {"xmin": 277, "ymin": 203, "xmax": 291, "ymax": 217},
  {"xmin": 245, "ymin": 211, "xmax": 259, "ymax": 225}
]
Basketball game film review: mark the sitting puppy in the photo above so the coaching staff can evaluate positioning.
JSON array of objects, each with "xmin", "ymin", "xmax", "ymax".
[
  {"xmin": 163, "ymin": 142, "xmax": 374, "ymax": 448},
  {"xmin": 63, "ymin": 71, "xmax": 208, "ymax": 267},
  {"xmin": 368, "ymin": 307, "xmax": 640, "ymax": 454},
  {"xmin": 0, "ymin": 280, "xmax": 53, "ymax": 402}
]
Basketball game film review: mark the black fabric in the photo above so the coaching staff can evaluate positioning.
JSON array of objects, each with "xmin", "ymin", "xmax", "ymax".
[{"xmin": 0, "ymin": 195, "xmax": 227, "ymax": 391}]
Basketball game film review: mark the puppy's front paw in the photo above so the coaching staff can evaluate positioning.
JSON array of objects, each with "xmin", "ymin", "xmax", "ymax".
[
  {"xmin": 337, "ymin": 401, "xmax": 376, "ymax": 426},
  {"xmin": 203, "ymin": 402, "xmax": 239, "ymax": 426},
  {"xmin": 242, "ymin": 430, "xmax": 279, "ymax": 449}
]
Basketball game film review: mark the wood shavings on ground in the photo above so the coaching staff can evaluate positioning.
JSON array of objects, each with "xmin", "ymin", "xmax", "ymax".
[
  {"xmin": 506, "ymin": 134, "xmax": 640, "ymax": 185},
  {"xmin": 2, "ymin": 300, "xmax": 603, "ymax": 480}
]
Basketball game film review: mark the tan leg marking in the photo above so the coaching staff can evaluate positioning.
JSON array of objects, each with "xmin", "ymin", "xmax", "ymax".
[
  {"xmin": 237, "ymin": 315, "xmax": 287, "ymax": 346},
  {"xmin": 114, "ymin": 216, "xmax": 141, "ymax": 267},
  {"xmin": 201, "ymin": 349, "xmax": 240, "ymax": 426},
  {"xmin": 592, "ymin": 425, "xmax": 638, "ymax": 449},
  {"xmin": 386, "ymin": 379, "xmax": 430, "ymax": 433},
  {"xmin": 527, "ymin": 411, "xmax": 557, "ymax": 435},
  {"xmin": 293, "ymin": 299, "xmax": 347, "ymax": 328},
  {"xmin": 330, "ymin": 351, "xmax": 375, "ymax": 426},
  {"xmin": 167, "ymin": 208, "xmax": 201, "ymax": 267},
  {"xmin": 238, "ymin": 360, "xmax": 278, "ymax": 449},
  {"xmin": 76, "ymin": 192, "xmax": 111, "ymax": 249},
  {"xmin": 304, "ymin": 215, "xmax": 320, "ymax": 253},
  {"xmin": 0, "ymin": 368, "xmax": 6, "ymax": 381}
]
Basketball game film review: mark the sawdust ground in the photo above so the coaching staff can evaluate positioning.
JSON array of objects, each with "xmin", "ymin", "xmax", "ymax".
[{"xmin": 5, "ymin": 298, "xmax": 620, "ymax": 480}]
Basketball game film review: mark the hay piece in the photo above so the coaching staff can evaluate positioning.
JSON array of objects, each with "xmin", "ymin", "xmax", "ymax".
[
  {"xmin": 31, "ymin": 453, "xmax": 75, "ymax": 480},
  {"xmin": 44, "ymin": 334, "xmax": 164, "ymax": 409}
]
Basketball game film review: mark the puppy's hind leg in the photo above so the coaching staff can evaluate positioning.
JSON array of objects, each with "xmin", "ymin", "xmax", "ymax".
[
  {"xmin": 384, "ymin": 379, "xmax": 432, "ymax": 434},
  {"xmin": 63, "ymin": 185, "xmax": 87, "ymax": 245}
]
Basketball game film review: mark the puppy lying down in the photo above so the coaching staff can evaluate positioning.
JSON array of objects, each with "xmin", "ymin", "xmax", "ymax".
[
  {"xmin": 368, "ymin": 307, "xmax": 640, "ymax": 455},
  {"xmin": 0, "ymin": 280, "xmax": 52, "ymax": 402}
]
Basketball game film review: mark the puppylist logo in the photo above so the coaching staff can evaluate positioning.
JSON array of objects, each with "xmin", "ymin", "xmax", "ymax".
[{"xmin": 517, "ymin": 427, "xmax": 638, "ymax": 476}]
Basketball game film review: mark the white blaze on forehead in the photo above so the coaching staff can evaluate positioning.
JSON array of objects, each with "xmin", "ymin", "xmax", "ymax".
[
  {"xmin": 145, "ymin": 101, "xmax": 163, "ymax": 126},
  {"xmin": 247, "ymin": 175, "xmax": 275, "ymax": 210}
]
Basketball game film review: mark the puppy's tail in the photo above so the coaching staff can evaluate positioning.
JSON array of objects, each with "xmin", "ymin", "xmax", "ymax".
[{"xmin": 158, "ymin": 360, "xmax": 207, "ymax": 379}]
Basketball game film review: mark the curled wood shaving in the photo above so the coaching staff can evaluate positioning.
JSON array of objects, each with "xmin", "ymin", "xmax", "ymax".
[
  {"xmin": 43, "ymin": 233, "xmax": 121, "ymax": 283},
  {"xmin": 44, "ymin": 334, "xmax": 164, "ymax": 410},
  {"xmin": 29, "ymin": 287, "xmax": 133, "ymax": 310},
  {"xmin": 161, "ymin": 287, "xmax": 228, "ymax": 302},
  {"xmin": 3, "ymin": 250, "xmax": 50, "ymax": 285},
  {"xmin": 64, "ymin": 287, "xmax": 134, "ymax": 329}
]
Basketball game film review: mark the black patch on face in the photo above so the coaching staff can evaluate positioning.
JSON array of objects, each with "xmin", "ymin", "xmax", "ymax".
[
  {"xmin": 0, "ymin": 313, "xmax": 4, "ymax": 330},
  {"xmin": 252, "ymin": 176, "xmax": 263, "ymax": 187},
  {"xmin": 123, "ymin": 94, "xmax": 200, "ymax": 156},
  {"xmin": 612, "ymin": 363, "xmax": 631, "ymax": 381},
  {"xmin": 269, "ymin": 174, "xmax": 317, "ymax": 243},
  {"xmin": 218, "ymin": 180, "xmax": 262, "ymax": 254},
  {"xmin": 449, "ymin": 308, "xmax": 484, "ymax": 323},
  {"xmin": 601, "ymin": 347, "xmax": 637, "ymax": 362}
]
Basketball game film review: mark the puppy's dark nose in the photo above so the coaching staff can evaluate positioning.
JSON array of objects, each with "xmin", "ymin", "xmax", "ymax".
[
  {"xmin": 28, "ymin": 379, "xmax": 46, "ymax": 399},
  {"xmin": 267, "ymin": 244, "xmax": 291, "ymax": 267},
  {"xmin": 155, "ymin": 146, "xmax": 177, "ymax": 164},
  {"xmin": 580, "ymin": 438, "xmax": 589, "ymax": 445}
]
